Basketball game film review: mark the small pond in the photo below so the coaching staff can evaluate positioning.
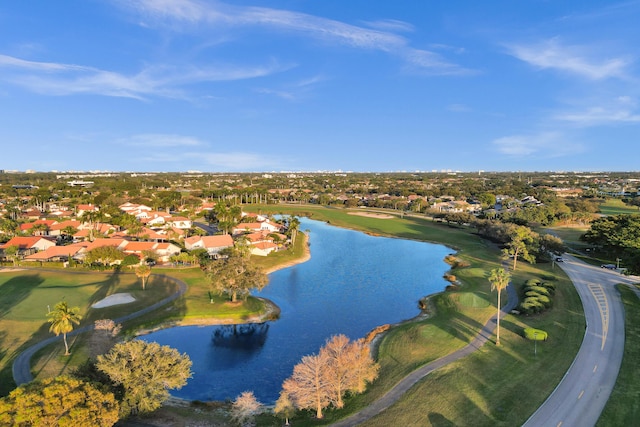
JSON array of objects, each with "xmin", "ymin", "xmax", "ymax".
[{"xmin": 140, "ymin": 217, "xmax": 452, "ymax": 404}]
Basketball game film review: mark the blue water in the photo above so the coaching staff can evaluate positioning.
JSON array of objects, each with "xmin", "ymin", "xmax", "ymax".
[{"xmin": 140, "ymin": 217, "xmax": 452, "ymax": 404}]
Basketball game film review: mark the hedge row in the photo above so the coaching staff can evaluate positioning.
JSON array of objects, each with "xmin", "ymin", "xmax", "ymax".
[{"xmin": 518, "ymin": 278, "xmax": 556, "ymax": 315}]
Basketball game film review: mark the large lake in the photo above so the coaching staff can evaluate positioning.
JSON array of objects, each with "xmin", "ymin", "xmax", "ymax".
[{"xmin": 141, "ymin": 217, "xmax": 452, "ymax": 404}]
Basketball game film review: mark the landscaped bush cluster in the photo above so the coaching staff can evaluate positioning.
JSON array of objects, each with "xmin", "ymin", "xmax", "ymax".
[
  {"xmin": 523, "ymin": 327, "xmax": 548, "ymax": 340},
  {"xmin": 518, "ymin": 278, "xmax": 556, "ymax": 315}
]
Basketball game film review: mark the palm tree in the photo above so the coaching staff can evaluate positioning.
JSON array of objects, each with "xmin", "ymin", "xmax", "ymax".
[
  {"xmin": 47, "ymin": 301, "xmax": 82, "ymax": 355},
  {"xmin": 287, "ymin": 215, "xmax": 301, "ymax": 246},
  {"xmin": 488, "ymin": 267, "xmax": 511, "ymax": 346},
  {"xmin": 135, "ymin": 264, "xmax": 152, "ymax": 290}
]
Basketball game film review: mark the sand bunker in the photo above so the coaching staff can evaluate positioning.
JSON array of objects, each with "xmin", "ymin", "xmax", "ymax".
[
  {"xmin": 347, "ymin": 211, "xmax": 393, "ymax": 219},
  {"xmin": 92, "ymin": 293, "xmax": 136, "ymax": 308}
]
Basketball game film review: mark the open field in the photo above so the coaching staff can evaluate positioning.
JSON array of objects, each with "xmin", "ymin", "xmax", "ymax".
[{"xmin": 599, "ymin": 198, "xmax": 640, "ymax": 216}]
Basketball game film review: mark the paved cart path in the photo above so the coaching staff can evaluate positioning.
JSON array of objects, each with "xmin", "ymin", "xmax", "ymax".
[{"xmin": 12, "ymin": 273, "xmax": 187, "ymax": 386}]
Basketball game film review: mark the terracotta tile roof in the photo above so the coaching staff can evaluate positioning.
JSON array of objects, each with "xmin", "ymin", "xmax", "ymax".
[
  {"xmin": 24, "ymin": 244, "xmax": 84, "ymax": 260},
  {"xmin": 1, "ymin": 236, "xmax": 54, "ymax": 249}
]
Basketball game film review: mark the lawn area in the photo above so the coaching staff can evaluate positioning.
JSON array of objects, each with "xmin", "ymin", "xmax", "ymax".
[
  {"xmin": 599, "ymin": 198, "xmax": 640, "ymax": 215},
  {"xmin": 0, "ymin": 268, "xmax": 178, "ymax": 396},
  {"xmin": 597, "ymin": 284, "xmax": 640, "ymax": 426}
]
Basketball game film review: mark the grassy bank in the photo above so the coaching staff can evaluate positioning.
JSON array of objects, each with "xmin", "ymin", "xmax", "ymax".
[
  {"xmin": 240, "ymin": 205, "xmax": 585, "ymax": 426},
  {"xmin": 597, "ymin": 284, "xmax": 640, "ymax": 426}
]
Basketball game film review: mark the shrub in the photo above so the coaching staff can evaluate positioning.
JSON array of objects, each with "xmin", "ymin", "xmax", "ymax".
[
  {"xmin": 524, "ymin": 328, "xmax": 548, "ymax": 340},
  {"xmin": 527, "ymin": 285, "xmax": 550, "ymax": 296},
  {"xmin": 526, "ymin": 278, "xmax": 542, "ymax": 287},
  {"xmin": 540, "ymin": 282, "xmax": 556, "ymax": 293}
]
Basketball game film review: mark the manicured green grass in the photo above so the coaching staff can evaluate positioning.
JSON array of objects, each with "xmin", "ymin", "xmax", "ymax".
[
  {"xmin": 597, "ymin": 285, "xmax": 640, "ymax": 426},
  {"xmin": 0, "ymin": 269, "xmax": 176, "ymax": 395},
  {"xmin": 599, "ymin": 198, "xmax": 640, "ymax": 215},
  {"xmin": 359, "ymin": 264, "xmax": 583, "ymax": 427}
]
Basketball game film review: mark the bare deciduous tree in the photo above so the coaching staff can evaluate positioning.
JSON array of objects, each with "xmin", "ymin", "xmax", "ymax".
[
  {"xmin": 282, "ymin": 352, "xmax": 331, "ymax": 419},
  {"xmin": 320, "ymin": 334, "xmax": 352, "ymax": 409},
  {"xmin": 347, "ymin": 338, "xmax": 379, "ymax": 394},
  {"xmin": 231, "ymin": 391, "xmax": 262, "ymax": 426},
  {"xmin": 282, "ymin": 335, "xmax": 379, "ymax": 418}
]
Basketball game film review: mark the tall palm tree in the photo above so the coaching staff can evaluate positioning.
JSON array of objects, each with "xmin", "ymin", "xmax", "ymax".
[
  {"xmin": 488, "ymin": 267, "xmax": 511, "ymax": 346},
  {"xmin": 135, "ymin": 264, "xmax": 152, "ymax": 290},
  {"xmin": 47, "ymin": 301, "xmax": 82, "ymax": 355}
]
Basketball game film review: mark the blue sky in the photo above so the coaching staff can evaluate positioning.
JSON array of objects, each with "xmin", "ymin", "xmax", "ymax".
[{"xmin": 1, "ymin": 1, "xmax": 639, "ymax": 173}]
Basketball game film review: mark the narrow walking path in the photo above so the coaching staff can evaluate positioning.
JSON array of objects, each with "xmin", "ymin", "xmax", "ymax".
[
  {"xmin": 12, "ymin": 273, "xmax": 187, "ymax": 386},
  {"xmin": 331, "ymin": 283, "xmax": 518, "ymax": 427}
]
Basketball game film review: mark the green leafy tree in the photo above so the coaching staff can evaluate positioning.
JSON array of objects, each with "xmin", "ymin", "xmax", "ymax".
[
  {"xmin": 4, "ymin": 244, "xmax": 19, "ymax": 266},
  {"xmin": 488, "ymin": 268, "xmax": 511, "ymax": 346},
  {"xmin": 502, "ymin": 225, "xmax": 536, "ymax": 270},
  {"xmin": 0, "ymin": 375, "xmax": 119, "ymax": 427},
  {"xmin": 274, "ymin": 391, "xmax": 295, "ymax": 426},
  {"xmin": 96, "ymin": 340, "xmax": 192, "ymax": 417},
  {"xmin": 84, "ymin": 246, "xmax": 125, "ymax": 267},
  {"xmin": 204, "ymin": 255, "xmax": 268, "ymax": 302},
  {"xmin": 47, "ymin": 301, "xmax": 83, "ymax": 355}
]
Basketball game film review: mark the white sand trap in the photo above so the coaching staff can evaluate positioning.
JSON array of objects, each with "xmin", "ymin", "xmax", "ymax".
[
  {"xmin": 347, "ymin": 211, "xmax": 393, "ymax": 219},
  {"xmin": 92, "ymin": 293, "xmax": 136, "ymax": 308}
]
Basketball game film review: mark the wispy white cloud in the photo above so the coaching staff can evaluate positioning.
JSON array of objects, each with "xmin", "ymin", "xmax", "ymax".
[
  {"xmin": 362, "ymin": 19, "xmax": 415, "ymax": 33},
  {"xmin": 0, "ymin": 53, "xmax": 288, "ymax": 99},
  {"xmin": 123, "ymin": 0, "xmax": 471, "ymax": 75},
  {"xmin": 256, "ymin": 74, "xmax": 325, "ymax": 101},
  {"xmin": 492, "ymin": 131, "xmax": 582, "ymax": 157},
  {"xmin": 506, "ymin": 38, "xmax": 632, "ymax": 80},
  {"xmin": 119, "ymin": 134, "xmax": 204, "ymax": 147},
  {"xmin": 554, "ymin": 96, "xmax": 640, "ymax": 125}
]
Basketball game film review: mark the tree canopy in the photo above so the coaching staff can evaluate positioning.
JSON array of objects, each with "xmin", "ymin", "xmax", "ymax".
[
  {"xmin": 96, "ymin": 340, "xmax": 192, "ymax": 417},
  {"xmin": 0, "ymin": 375, "xmax": 119, "ymax": 427},
  {"xmin": 204, "ymin": 255, "xmax": 268, "ymax": 302}
]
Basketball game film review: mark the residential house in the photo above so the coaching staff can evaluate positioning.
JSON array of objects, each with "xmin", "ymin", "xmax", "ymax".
[
  {"xmin": 49, "ymin": 220, "xmax": 82, "ymax": 236},
  {"xmin": 250, "ymin": 241, "xmax": 278, "ymax": 256},
  {"xmin": 232, "ymin": 220, "xmax": 283, "ymax": 235},
  {"xmin": 76, "ymin": 204, "xmax": 99, "ymax": 218},
  {"xmin": 24, "ymin": 243, "xmax": 86, "ymax": 262},
  {"xmin": 20, "ymin": 219, "xmax": 58, "ymax": 235},
  {"xmin": 184, "ymin": 234, "xmax": 234, "ymax": 257},
  {"xmin": 0, "ymin": 236, "xmax": 56, "ymax": 258},
  {"xmin": 121, "ymin": 241, "xmax": 181, "ymax": 263},
  {"xmin": 167, "ymin": 216, "xmax": 192, "ymax": 230}
]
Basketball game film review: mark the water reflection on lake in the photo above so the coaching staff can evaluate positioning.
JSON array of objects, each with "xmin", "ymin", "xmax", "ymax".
[{"xmin": 140, "ymin": 217, "xmax": 452, "ymax": 404}]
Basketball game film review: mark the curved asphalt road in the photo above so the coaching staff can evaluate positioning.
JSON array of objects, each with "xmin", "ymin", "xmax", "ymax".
[
  {"xmin": 523, "ymin": 254, "xmax": 639, "ymax": 427},
  {"xmin": 12, "ymin": 273, "xmax": 187, "ymax": 386}
]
